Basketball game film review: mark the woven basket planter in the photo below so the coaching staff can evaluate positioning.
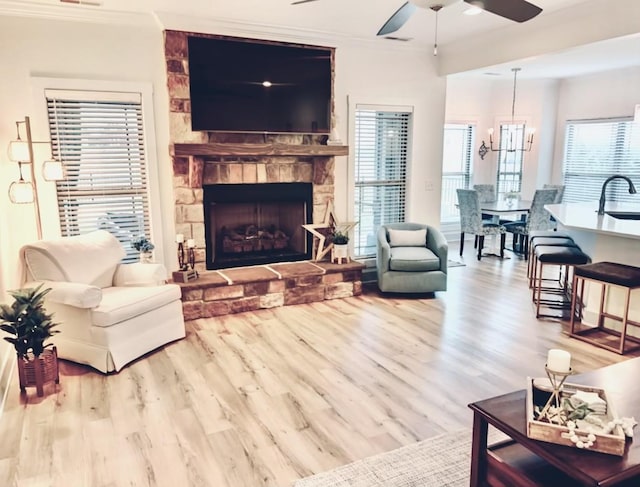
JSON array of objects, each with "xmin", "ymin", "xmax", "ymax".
[{"xmin": 17, "ymin": 346, "xmax": 60, "ymax": 397}]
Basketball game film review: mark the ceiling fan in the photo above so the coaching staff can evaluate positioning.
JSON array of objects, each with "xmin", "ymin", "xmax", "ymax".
[{"xmin": 292, "ymin": 0, "xmax": 543, "ymax": 37}]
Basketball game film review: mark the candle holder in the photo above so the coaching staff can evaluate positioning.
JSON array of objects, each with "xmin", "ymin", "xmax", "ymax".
[
  {"xmin": 177, "ymin": 242, "xmax": 187, "ymax": 271},
  {"xmin": 537, "ymin": 365, "xmax": 573, "ymax": 420},
  {"xmin": 171, "ymin": 241, "xmax": 199, "ymax": 282}
]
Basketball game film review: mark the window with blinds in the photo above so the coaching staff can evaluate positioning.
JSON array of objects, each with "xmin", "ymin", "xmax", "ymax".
[
  {"xmin": 353, "ymin": 107, "xmax": 411, "ymax": 258},
  {"xmin": 46, "ymin": 89, "xmax": 151, "ymax": 263},
  {"xmin": 441, "ymin": 123, "xmax": 474, "ymax": 222},
  {"xmin": 495, "ymin": 123, "xmax": 526, "ymax": 198},
  {"xmin": 563, "ymin": 118, "xmax": 640, "ymax": 203}
]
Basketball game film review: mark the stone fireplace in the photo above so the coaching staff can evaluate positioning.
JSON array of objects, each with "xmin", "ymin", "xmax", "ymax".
[{"xmin": 164, "ymin": 30, "xmax": 364, "ymax": 319}]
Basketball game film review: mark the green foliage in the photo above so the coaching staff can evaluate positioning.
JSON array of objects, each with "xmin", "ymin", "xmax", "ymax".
[
  {"xmin": 132, "ymin": 235, "xmax": 155, "ymax": 252},
  {"xmin": 332, "ymin": 230, "xmax": 349, "ymax": 245},
  {"xmin": 0, "ymin": 284, "xmax": 59, "ymax": 359}
]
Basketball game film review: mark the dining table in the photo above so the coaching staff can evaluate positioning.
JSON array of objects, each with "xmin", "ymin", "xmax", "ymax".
[{"xmin": 480, "ymin": 199, "xmax": 532, "ymax": 257}]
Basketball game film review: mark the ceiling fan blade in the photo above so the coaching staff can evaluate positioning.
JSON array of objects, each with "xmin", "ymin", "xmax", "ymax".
[
  {"xmin": 465, "ymin": 0, "xmax": 542, "ymax": 23},
  {"xmin": 377, "ymin": 2, "xmax": 417, "ymax": 36},
  {"xmin": 291, "ymin": 0, "xmax": 321, "ymax": 5}
]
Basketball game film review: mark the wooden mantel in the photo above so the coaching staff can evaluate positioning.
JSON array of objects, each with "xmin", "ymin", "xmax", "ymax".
[{"xmin": 173, "ymin": 142, "xmax": 349, "ymax": 158}]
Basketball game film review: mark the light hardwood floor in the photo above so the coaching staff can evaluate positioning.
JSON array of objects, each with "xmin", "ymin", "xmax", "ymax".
[{"xmin": 0, "ymin": 254, "xmax": 635, "ymax": 486}]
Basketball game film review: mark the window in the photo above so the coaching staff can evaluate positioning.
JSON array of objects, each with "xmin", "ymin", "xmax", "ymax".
[
  {"xmin": 441, "ymin": 123, "xmax": 474, "ymax": 222},
  {"xmin": 495, "ymin": 123, "xmax": 526, "ymax": 198},
  {"xmin": 46, "ymin": 89, "xmax": 151, "ymax": 262},
  {"xmin": 353, "ymin": 107, "xmax": 411, "ymax": 258},
  {"xmin": 563, "ymin": 118, "xmax": 640, "ymax": 203}
]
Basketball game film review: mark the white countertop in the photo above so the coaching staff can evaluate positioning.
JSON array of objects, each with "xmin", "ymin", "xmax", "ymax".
[{"xmin": 545, "ymin": 201, "xmax": 640, "ymax": 240}]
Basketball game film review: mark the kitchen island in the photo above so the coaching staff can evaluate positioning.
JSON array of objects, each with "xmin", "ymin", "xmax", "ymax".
[{"xmin": 545, "ymin": 201, "xmax": 640, "ymax": 328}]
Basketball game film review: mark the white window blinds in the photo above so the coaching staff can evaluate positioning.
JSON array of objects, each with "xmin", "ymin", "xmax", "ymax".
[
  {"xmin": 563, "ymin": 118, "xmax": 640, "ymax": 203},
  {"xmin": 46, "ymin": 89, "xmax": 151, "ymax": 263},
  {"xmin": 354, "ymin": 107, "xmax": 411, "ymax": 258},
  {"xmin": 441, "ymin": 123, "xmax": 474, "ymax": 222}
]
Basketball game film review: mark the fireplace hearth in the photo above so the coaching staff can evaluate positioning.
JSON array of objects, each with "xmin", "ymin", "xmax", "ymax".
[{"xmin": 204, "ymin": 183, "xmax": 313, "ymax": 269}]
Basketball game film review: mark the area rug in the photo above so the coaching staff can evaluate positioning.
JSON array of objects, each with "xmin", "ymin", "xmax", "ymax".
[
  {"xmin": 447, "ymin": 260, "xmax": 466, "ymax": 268},
  {"xmin": 293, "ymin": 429, "xmax": 502, "ymax": 487}
]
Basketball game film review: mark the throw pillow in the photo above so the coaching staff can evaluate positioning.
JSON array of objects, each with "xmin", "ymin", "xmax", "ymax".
[{"xmin": 388, "ymin": 228, "xmax": 427, "ymax": 247}]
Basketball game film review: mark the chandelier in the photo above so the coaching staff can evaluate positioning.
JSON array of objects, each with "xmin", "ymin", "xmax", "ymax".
[{"xmin": 478, "ymin": 67, "xmax": 535, "ymax": 160}]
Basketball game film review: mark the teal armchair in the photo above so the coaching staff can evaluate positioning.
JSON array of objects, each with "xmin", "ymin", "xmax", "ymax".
[{"xmin": 376, "ymin": 223, "xmax": 448, "ymax": 294}]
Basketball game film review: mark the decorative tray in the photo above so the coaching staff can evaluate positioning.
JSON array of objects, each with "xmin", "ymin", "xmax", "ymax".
[{"xmin": 526, "ymin": 377, "xmax": 626, "ymax": 456}]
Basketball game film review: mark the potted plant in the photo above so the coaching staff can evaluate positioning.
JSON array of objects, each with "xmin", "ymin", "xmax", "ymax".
[
  {"xmin": 132, "ymin": 235, "xmax": 155, "ymax": 263},
  {"xmin": 0, "ymin": 284, "xmax": 60, "ymax": 396},
  {"xmin": 332, "ymin": 230, "xmax": 350, "ymax": 263}
]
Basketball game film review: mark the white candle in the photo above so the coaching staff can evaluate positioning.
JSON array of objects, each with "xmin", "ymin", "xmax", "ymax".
[
  {"xmin": 187, "ymin": 239, "xmax": 195, "ymax": 248},
  {"xmin": 547, "ymin": 349, "xmax": 571, "ymax": 373},
  {"xmin": 176, "ymin": 233, "xmax": 184, "ymax": 243}
]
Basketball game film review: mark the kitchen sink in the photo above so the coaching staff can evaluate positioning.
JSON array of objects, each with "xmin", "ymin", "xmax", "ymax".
[{"xmin": 605, "ymin": 211, "xmax": 640, "ymax": 221}]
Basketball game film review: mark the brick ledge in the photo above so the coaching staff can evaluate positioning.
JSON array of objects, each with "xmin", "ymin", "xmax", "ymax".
[{"xmin": 176, "ymin": 261, "xmax": 364, "ymax": 320}]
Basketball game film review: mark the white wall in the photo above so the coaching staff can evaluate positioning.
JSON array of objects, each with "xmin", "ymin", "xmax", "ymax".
[{"xmin": 551, "ymin": 66, "xmax": 640, "ymax": 182}]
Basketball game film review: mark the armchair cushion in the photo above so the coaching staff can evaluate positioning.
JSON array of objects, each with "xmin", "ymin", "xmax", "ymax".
[
  {"xmin": 22, "ymin": 230, "xmax": 126, "ymax": 287},
  {"xmin": 388, "ymin": 228, "xmax": 427, "ymax": 247},
  {"xmin": 92, "ymin": 285, "xmax": 182, "ymax": 328},
  {"xmin": 113, "ymin": 263, "xmax": 167, "ymax": 287},
  {"xmin": 26, "ymin": 280, "xmax": 102, "ymax": 309},
  {"xmin": 390, "ymin": 247, "xmax": 440, "ymax": 272}
]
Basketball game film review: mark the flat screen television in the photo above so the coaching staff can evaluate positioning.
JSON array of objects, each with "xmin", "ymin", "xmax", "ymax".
[{"xmin": 188, "ymin": 36, "xmax": 332, "ymax": 134}]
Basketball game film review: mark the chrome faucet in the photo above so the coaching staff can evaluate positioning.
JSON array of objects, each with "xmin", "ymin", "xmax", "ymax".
[{"xmin": 598, "ymin": 175, "xmax": 637, "ymax": 215}]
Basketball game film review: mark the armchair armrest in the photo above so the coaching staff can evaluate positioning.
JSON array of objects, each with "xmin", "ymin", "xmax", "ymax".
[
  {"xmin": 24, "ymin": 280, "xmax": 102, "ymax": 309},
  {"xmin": 426, "ymin": 226, "xmax": 448, "ymax": 272},
  {"xmin": 113, "ymin": 263, "xmax": 168, "ymax": 287},
  {"xmin": 376, "ymin": 227, "xmax": 392, "ymax": 273}
]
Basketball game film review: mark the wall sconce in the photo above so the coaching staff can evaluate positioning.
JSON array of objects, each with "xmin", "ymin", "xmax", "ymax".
[{"xmin": 7, "ymin": 116, "xmax": 65, "ymax": 239}]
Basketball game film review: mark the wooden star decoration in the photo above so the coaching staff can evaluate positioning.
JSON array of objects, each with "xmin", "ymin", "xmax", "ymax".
[{"xmin": 302, "ymin": 202, "xmax": 357, "ymax": 261}]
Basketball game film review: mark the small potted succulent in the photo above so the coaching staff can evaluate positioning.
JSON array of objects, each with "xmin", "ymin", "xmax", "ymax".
[
  {"xmin": 0, "ymin": 284, "xmax": 60, "ymax": 396},
  {"xmin": 132, "ymin": 235, "xmax": 155, "ymax": 263},
  {"xmin": 332, "ymin": 230, "xmax": 350, "ymax": 262}
]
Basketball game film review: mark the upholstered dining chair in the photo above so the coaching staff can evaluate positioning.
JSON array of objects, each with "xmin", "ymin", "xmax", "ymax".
[
  {"xmin": 503, "ymin": 188, "xmax": 558, "ymax": 257},
  {"xmin": 456, "ymin": 189, "xmax": 507, "ymax": 260},
  {"xmin": 473, "ymin": 184, "xmax": 497, "ymax": 222},
  {"xmin": 543, "ymin": 184, "xmax": 565, "ymax": 204}
]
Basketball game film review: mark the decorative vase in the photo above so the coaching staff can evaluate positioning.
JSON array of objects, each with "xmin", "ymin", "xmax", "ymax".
[
  {"xmin": 17, "ymin": 346, "xmax": 60, "ymax": 397},
  {"xmin": 140, "ymin": 251, "xmax": 154, "ymax": 263}
]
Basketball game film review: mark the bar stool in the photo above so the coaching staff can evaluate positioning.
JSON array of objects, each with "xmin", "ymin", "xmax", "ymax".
[
  {"xmin": 570, "ymin": 262, "xmax": 640, "ymax": 355},
  {"xmin": 533, "ymin": 245, "xmax": 590, "ymax": 318},
  {"xmin": 527, "ymin": 237, "xmax": 577, "ymax": 288}
]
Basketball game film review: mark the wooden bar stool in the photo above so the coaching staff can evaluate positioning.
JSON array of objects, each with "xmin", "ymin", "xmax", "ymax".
[
  {"xmin": 570, "ymin": 262, "xmax": 640, "ymax": 355},
  {"xmin": 533, "ymin": 246, "xmax": 589, "ymax": 319}
]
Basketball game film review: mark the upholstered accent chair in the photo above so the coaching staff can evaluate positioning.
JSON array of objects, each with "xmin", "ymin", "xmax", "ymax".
[
  {"xmin": 20, "ymin": 230, "xmax": 186, "ymax": 373},
  {"xmin": 457, "ymin": 189, "xmax": 507, "ymax": 260},
  {"xmin": 504, "ymin": 188, "xmax": 559, "ymax": 257},
  {"xmin": 376, "ymin": 223, "xmax": 447, "ymax": 294}
]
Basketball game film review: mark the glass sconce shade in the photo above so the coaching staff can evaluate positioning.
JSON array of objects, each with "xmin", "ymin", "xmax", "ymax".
[
  {"xmin": 8, "ymin": 140, "xmax": 30, "ymax": 162},
  {"xmin": 8, "ymin": 180, "xmax": 34, "ymax": 204},
  {"xmin": 43, "ymin": 159, "xmax": 64, "ymax": 181}
]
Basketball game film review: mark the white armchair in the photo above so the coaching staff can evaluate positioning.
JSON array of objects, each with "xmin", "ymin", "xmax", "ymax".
[{"xmin": 20, "ymin": 230, "xmax": 186, "ymax": 373}]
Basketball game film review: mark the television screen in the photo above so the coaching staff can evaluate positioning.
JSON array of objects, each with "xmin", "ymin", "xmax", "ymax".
[{"xmin": 188, "ymin": 36, "xmax": 332, "ymax": 134}]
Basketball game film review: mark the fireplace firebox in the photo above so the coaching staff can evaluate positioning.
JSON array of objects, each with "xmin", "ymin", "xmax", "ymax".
[{"xmin": 204, "ymin": 183, "xmax": 313, "ymax": 269}]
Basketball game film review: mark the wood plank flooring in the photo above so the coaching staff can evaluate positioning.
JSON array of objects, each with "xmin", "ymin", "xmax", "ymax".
[{"xmin": 0, "ymin": 254, "xmax": 635, "ymax": 486}]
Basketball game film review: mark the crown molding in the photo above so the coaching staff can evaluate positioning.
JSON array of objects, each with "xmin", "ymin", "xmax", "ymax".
[{"xmin": 0, "ymin": 0, "xmax": 155, "ymax": 27}]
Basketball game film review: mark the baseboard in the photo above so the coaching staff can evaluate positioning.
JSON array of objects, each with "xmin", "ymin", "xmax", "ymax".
[{"xmin": 0, "ymin": 343, "xmax": 15, "ymax": 420}]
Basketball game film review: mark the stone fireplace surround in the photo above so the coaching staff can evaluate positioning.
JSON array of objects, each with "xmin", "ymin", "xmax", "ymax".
[{"xmin": 164, "ymin": 30, "xmax": 363, "ymax": 318}]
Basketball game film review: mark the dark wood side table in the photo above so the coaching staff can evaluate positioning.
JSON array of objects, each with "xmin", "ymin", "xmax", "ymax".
[{"xmin": 469, "ymin": 358, "xmax": 640, "ymax": 486}]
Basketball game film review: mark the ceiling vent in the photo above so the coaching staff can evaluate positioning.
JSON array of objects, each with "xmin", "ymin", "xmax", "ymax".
[
  {"xmin": 60, "ymin": 0, "xmax": 103, "ymax": 6},
  {"xmin": 383, "ymin": 36, "xmax": 413, "ymax": 42}
]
